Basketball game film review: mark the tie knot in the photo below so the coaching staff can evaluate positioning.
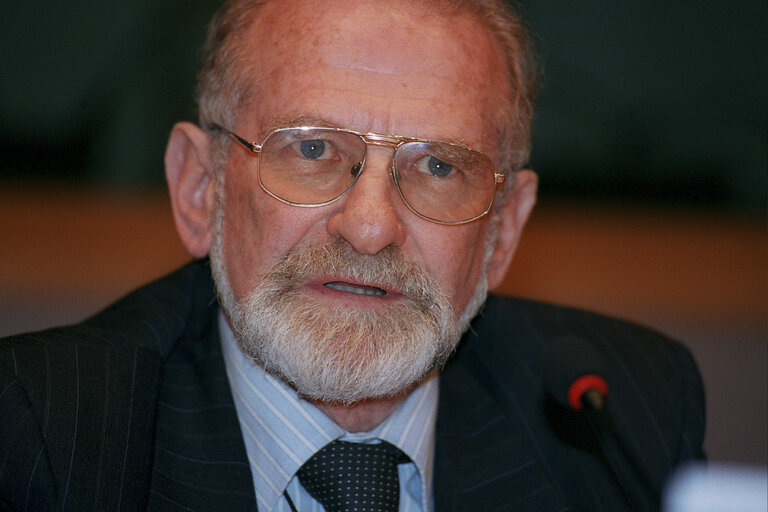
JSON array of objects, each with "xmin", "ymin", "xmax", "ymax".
[{"xmin": 297, "ymin": 440, "xmax": 408, "ymax": 511}]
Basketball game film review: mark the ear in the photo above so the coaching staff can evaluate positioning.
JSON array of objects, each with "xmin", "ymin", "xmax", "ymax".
[
  {"xmin": 484, "ymin": 169, "xmax": 538, "ymax": 290},
  {"xmin": 165, "ymin": 122, "xmax": 217, "ymax": 258}
]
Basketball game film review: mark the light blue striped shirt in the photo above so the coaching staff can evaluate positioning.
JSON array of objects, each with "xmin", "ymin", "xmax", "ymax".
[{"xmin": 219, "ymin": 313, "xmax": 438, "ymax": 512}]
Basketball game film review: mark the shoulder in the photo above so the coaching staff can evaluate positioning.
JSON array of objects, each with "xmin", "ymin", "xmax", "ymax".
[
  {"xmin": 1, "ymin": 259, "xmax": 216, "ymax": 355},
  {"xmin": 0, "ymin": 259, "xmax": 219, "ymax": 433},
  {"xmin": 453, "ymin": 294, "xmax": 705, "ymax": 459},
  {"xmin": 441, "ymin": 296, "xmax": 705, "ymax": 509},
  {"xmin": 468, "ymin": 295, "xmax": 700, "ymax": 383},
  {"xmin": 0, "ymin": 260, "xmax": 219, "ymax": 510},
  {"xmin": 0, "ymin": 259, "xmax": 217, "ymax": 403}
]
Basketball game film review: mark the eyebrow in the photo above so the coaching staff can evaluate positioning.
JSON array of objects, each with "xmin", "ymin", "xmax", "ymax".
[
  {"xmin": 259, "ymin": 113, "xmax": 472, "ymax": 148},
  {"xmin": 260, "ymin": 114, "xmax": 339, "ymax": 138}
]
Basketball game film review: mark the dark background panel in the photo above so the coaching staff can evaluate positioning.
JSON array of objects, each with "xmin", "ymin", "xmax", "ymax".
[
  {"xmin": 1, "ymin": 1, "xmax": 766, "ymax": 212},
  {"xmin": 0, "ymin": 1, "xmax": 217, "ymax": 186},
  {"xmin": 521, "ymin": 1, "xmax": 767, "ymax": 211}
]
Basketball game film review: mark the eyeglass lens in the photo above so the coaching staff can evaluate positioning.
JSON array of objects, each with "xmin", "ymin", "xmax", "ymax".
[{"xmin": 258, "ymin": 128, "xmax": 496, "ymax": 223}]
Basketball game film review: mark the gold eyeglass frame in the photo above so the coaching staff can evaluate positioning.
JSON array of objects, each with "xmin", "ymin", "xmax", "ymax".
[{"xmin": 213, "ymin": 124, "xmax": 505, "ymax": 225}]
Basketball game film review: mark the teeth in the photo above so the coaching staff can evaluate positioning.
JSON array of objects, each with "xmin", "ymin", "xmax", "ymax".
[{"xmin": 324, "ymin": 282, "xmax": 386, "ymax": 296}]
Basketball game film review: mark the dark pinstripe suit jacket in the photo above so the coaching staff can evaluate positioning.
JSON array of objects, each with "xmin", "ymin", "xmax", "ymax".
[{"xmin": 0, "ymin": 261, "xmax": 704, "ymax": 511}]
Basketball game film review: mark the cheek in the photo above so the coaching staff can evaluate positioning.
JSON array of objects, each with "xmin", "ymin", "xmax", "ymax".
[
  {"xmin": 220, "ymin": 171, "xmax": 330, "ymax": 300},
  {"xmin": 220, "ymin": 178, "xmax": 263, "ymax": 300},
  {"xmin": 416, "ymin": 223, "xmax": 490, "ymax": 310}
]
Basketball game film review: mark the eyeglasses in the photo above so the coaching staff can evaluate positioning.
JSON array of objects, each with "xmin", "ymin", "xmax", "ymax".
[{"xmin": 215, "ymin": 125, "xmax": 505, "ymax": 225}]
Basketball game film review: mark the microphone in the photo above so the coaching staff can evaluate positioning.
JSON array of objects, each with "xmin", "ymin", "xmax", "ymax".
[
  {"xmin": 541, "ymin": 336, "xmax": 660, "ymax": 512},
  {"xmin": 540, "ymin": 335, "xmax": 609, "ymax": 413}
]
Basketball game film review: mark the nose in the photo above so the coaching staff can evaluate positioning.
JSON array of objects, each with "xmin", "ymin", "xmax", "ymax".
[{"xmin": 325, "ymin": 148, "xmax": 407, "ymax": 254}]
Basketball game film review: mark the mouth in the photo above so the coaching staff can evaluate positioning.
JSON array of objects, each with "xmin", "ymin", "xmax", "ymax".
[{"xmin": 323, "ymin": 281, "xmax": 388, "ymax": 296}]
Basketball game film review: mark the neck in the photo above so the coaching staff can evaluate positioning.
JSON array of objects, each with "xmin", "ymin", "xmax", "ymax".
[
  {"xmin": 314, "ymin": 395, "xmax": 406, "ymax": 432},
  {"xmin": 312, "ymin": 369, "xmax": 437, "ymax": 432}
]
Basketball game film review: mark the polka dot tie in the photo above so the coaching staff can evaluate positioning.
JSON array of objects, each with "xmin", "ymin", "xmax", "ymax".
[{"xmin": 297, "ymin": 440, "xmax": 408, "ymax": 511}]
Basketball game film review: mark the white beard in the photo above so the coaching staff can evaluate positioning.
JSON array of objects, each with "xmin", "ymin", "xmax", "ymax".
[{"xmin": 210, "ymin": 214, "xmax": 491, "ymax": 405}]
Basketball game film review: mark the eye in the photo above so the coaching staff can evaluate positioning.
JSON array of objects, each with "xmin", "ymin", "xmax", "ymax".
[
  {"xmin": 298, "ymin": 139, "xmax": 331, "ymax": 159},
  {"xmin": 415, "ymin": 155, "xmax": 453, "ymax": 177}
]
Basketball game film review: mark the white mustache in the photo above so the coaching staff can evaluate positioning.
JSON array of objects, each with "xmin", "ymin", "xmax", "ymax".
[{"xmin": 262, "ymin": 238, "xmax": 447, "ymax": 312}]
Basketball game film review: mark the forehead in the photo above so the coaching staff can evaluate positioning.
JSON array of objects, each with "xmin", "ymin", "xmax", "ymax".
[{"xmin": 239, "ymin": 0, "xmax": 508, "ymax": 151}]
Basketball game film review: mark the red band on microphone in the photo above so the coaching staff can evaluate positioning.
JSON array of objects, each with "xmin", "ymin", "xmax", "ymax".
[{"xmin": 568, "ymin": 374, "xmax": 609, "ymax": 411}]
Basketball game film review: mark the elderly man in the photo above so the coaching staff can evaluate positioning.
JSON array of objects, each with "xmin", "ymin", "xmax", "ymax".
[{"xmin": 0, "ymin": 0, "xmax": 704, "ymax": 511}]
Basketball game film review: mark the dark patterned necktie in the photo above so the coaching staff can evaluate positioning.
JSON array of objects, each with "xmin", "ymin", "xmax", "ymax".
[{"xmin": 297, "ymin": 440, "xmax": 408, "ymax": 511}]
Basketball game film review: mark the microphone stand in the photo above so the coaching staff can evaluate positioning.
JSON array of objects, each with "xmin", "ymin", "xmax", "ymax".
[{"xmin": 581, "ymin": 389, "xmax": 661, "ymax": 512}]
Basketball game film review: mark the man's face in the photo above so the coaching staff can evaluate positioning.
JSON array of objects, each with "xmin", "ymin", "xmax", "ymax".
[{"xmin": 210, "ymin": 0, "xmax": 519, "ymax": 401}]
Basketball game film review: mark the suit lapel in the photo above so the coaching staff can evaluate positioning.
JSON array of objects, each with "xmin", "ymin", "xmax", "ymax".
[
  {"xmin": 88, "ymin": 260, "xmax": 256, "ymax": 510},
  {"xmin": 434, "ymin": 326, "xmax": 572, "ymax": 512},
  {"xmin": 146, "ymin": 281, "xmax": 257, "ymax": 510}
]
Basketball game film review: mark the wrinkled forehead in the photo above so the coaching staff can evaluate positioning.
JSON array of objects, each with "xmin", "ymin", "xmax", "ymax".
[
  {"xmin": 253, "ymin": 1, "xmax": 493, "ymax": 73},
  {"xmin": 238, "ymin": 0, "xmax": 510, "ymax": 143}
]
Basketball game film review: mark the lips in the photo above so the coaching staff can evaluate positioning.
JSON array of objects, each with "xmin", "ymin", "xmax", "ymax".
[{"xmin": 323, "ymin": 281, "xmax": 387, "ymax": 296}]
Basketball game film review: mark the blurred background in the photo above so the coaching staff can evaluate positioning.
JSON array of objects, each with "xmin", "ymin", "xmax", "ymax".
[{"xmin": 1, "ymin": 1, "xmax": 765, "ymax": 467}]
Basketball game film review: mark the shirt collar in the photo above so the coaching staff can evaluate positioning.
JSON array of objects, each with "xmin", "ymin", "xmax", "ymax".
[{"xmin": 219, "ymin": 312, "xmax": 438, "ymax": 511}]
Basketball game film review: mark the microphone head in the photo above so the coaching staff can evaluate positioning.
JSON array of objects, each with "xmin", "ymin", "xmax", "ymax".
[{"xmin": 540, "ymin": 336, "xmax": 609, "ymax": 411}]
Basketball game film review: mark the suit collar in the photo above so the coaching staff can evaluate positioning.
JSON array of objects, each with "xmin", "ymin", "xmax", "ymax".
[
  {"xmin": 146, "ymin": 262, "xmax": 257, "ymax": 510},
  {"xmin": 433, "ymin": 305, "xmax": 572, "ymax": 512},
  {"xmin": 87, "ymin": 260, "xmax": 257, "ymax": 510}
]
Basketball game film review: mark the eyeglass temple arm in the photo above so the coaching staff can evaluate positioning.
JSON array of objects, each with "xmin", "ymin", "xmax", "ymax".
[
  {"xmin": 494, "ymin": 172, "xmax": 505, "ymax": 184},
  {"xmin": 210, "ymin": 124, "xmax": 261, "ymax": 153}
]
